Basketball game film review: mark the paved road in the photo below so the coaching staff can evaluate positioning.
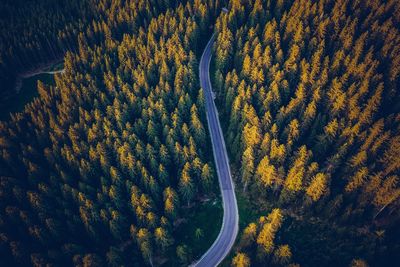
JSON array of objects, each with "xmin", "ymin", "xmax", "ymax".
[
  {"xmin": 45, "ymin": 69, "xmax": 65, "ymax": 75},
  {"xmin": 194, "ymin": 33, "xmax": 239, "ymax": 267}
]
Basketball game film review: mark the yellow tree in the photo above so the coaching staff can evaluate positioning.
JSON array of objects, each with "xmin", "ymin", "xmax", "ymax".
[
  {"xmin": 154, "ymin": 227, "xmax": 172, "ymax": 251},
  {"xmin": 324, "ymin": 118, "xmax": 339, "ymax": 139},
  {"xmin": 241, "ymin": 146, "xmax": 255, "ymax": 192},
  {"xmin": 256, "ymin": 156, "xmax": 277, "ymax": 188},
  {"xmin": 163, "ymin": 187, "xmax": 178, "ymax": 217},
  {"xmin": 285, "ymin": 146, "xmax": 309, "ymax": 192},
  {"xmin": 306, "ymin": 173, "xmax": 328, "ymax": 201},
  {"xmin": 380, "ymin": 135, "xmax": 400, "ymax": 176},
  {"xmin": 231, "ymin": 252, "xmax": 250, "ymax": 267},
  {"xmin": 345, "ymin": 167, "xmax": 369, "ymax": 192},
  {"xmin": 273, "ymin": 244, "xmax": 292, "ymax": 265},
  {"xmin": 287, "ymin": 119, "xmax": 300, "ymax": 145},
  {"xmin": 242, "ymin": 123, "xmax": 261, "ymax": 148},
  {"xmin": 270, "ymin": 139, "xmax": 286, "ymax": 164},
  {"xmin": 257, "ymin": 209, "xmax": 283, "ymax": 255},
  {"xmin": 327, "ymin": 78, "xmax": 346, "ymax": 115},
  {"xmin": 240, "ymin": 222, "xmax": 257, "ymax": 248},
  {"xmin": 373, "ymin": 175, "xmax": 400, "ymax": 219},
  {"xmin": 242, "ymin": 55, "xmax": 251, "ymax": 77},
  {"xmin": 284, "ymin": 44, "xmax": 300, "ymax": 74},
  {"xmin": 136, "ymin": 228, "xmax": 153, "ymax": 265},
  {"xmin": 179, "ymin": 162, "xmax": 194, "ymax": 205},
  {"xmin": 201, "ymin": 163, "xmax": 213, "ymax": 192}
]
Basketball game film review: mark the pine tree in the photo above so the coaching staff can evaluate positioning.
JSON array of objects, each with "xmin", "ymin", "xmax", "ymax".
[
  {"xmin": 273, "ymin": 244, "xmax": 292, "ymax": 265},
  {"xmin": 306, "ymin": 173, "xmax": 327, "ymax": 202},
  {"xmin": 179, "ymin": 163, "xmax": 194, "ymax": 206},
  {"xmin": 232, "ymin": 252, "xmax": 250, "ymax": 267},
  {"xmin": 256, "ymin": 209, "xmax": 283, "ymax": 255},
  {"xmin": 154, "ymin": 227, "xmax": 172, "ymax": 251},
  {"xmin": 284, "ymin": 146, "xmax": 309, "ymax": 192},
  {"xmin": 241, "ymin": 147, "xmax": 255, "ymax": 192},
  {"xmin": 256, "ymin": 156, "xmax": 277, "ymax": 188},
  {"xmin": 240, "ymin": 223, "xmax": 257, "ymax": 248}
]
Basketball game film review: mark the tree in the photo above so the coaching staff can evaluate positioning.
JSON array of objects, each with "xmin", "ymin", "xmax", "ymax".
[
  {"xmin": 190, "ymin": 105, "xmax": 206, "ymax": 145},
  {"xmin": 242, "ymin": 55, "xmax": 251, "ymax": 77},
  {"xmin": 231, "ymin": 252, "xmax": 250, "ymax": 267},
  {"xmin": 306, "ymin": 173, "xmax": 328, "ymax": 201},
  {"xmin": 350, "ymin": 259, "xmax": 369, "ymax": 267},
  {"xmin": 270, "ymin": 139, "xmax": 286, "ymax": 163},
  {"xmin": 242, "ymin": 123, "xmax": 261, "ymax": 148},
  {"xmin": 201, "ymin": 163, "xmax": 213, "ymax": 192},
  {"xmin": 241, "ymin": 146, "xmax": 255, "ymax": 192},
  {"xmin": 179, "ymin": 163, "xmax": 194, "ymax": 205},
  {"xmin": 287, "ymin": 119, "xmax": 300, "ymax": 143},
  {"xmin": 373, "ymin": 175, "xmax": 400, "ymax": 219},
  {"xmin": 240, "ymin": 222, "xmax": 257, "ymax": 248},
  {"xmin": 137, "ymin": 228, "xmax": 153, "ymax": 265},
  {"xmin": 345, "ymin": 167, "xmax": 369, "ymax": 193},
  {"xmin": 163, "ymin": 187, "xmax": 178, "ymax": 217},
  {"xmin": 327, "ymin": 78, "xmax": 346, "ymax": 115},
  {"xmin": 176, "ymin": 245, "xmax": 189, "ymax": 264},
  {"xmin": 195, "ymin": 228, "xmax": 203, "ymax": 240},
  {"xmin": 380, "ymin": 136, "xmax": 400, "ymax": 176},
  {"xmin": 256, "ymin": 156, "xmax": 277, "ymax": 188},
  {"xmin": 284, "ymin": 44, "xmax": 300, "ymax": 74},
  {"xmin": 284, "ymin": 146, "xmax": 309, "ymax": 192},
  {"xmin": 82, "ymin": 254, "xmax": 104, "ymax": 267},
  {"xmin": 273, "ymin": 245, "xmax": 292, "ymax": 265},
  {"xmin": 256, "ymin": 209, "xmax": 283, "ymax": 255},
  {"xmin": 154, "ymin": 227, "xmax": 172, "ymax": 251}
]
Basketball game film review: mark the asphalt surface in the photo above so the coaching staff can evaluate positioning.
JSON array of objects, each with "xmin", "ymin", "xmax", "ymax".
[{"xmin": 193, "ymin": 33, "xmax": 239, "ymax": 267}]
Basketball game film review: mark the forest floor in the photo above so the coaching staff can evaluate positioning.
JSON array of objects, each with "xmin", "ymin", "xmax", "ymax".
[
  {"xmin": 15, "ymin": 59, "xmax": 64, "ymax": 93},
  {"xmin": 162, "ymin": 193, "xmax": 223, "ymax": 266},
  {"xmin": 0, "ymin": 60, "xmax": 64, "ymax": 120}
]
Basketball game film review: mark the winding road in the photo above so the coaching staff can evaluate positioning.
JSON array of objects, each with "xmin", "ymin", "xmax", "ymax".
[{"xmin": 194, "ymin": 33, "xmax": 239, "ymax": 267}]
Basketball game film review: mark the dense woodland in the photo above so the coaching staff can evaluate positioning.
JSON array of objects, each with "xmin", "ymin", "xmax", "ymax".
[
  {"xmin": 0, "ymin": 0, "xmax": 228, "ymax": 266},
  {"xmin": 0, "ymin": 0, "xmax": 96, "ymax": 101},
  {"xmin": 213, "ymin": 0, "xmax": 400, "ymax": 266},
  {"xmin": 1, "ymin": 0, "xmax": 400, "ymax": 266}
]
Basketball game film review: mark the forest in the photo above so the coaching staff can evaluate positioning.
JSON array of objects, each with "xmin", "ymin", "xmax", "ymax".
[
  {"xmin": 0, "ymin": 0, "xmax": 399, "ymax": 266},
  {"xmin": 0, "ymin": 0, "xmax": 95, "ymax": 103},
  {"xmin": 0, "ymin": 0, "xmax": 228, "ymax": 266},
  {"xmin": 213, "ymin": 0, "xmax": 400, "ymax": 266}
]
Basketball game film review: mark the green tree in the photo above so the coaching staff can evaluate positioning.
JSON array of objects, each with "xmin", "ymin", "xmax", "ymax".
[{"xmin": 179, "ymin": 163, "xmax": 194, "ymax": 205}]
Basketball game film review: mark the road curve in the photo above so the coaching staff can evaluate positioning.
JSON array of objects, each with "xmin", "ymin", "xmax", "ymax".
[{"xmin": 194, "ymin": 33, "xmax": 239, "ymax": 267}]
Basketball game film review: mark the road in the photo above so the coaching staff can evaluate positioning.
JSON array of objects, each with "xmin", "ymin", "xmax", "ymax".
[
  {"xmin": 44, "ymin": 69, "xmax": 65, "ymax": 75},
  {"xmin": 193, "ymin": 33, "xmax": 239, "ymax": 267}
]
